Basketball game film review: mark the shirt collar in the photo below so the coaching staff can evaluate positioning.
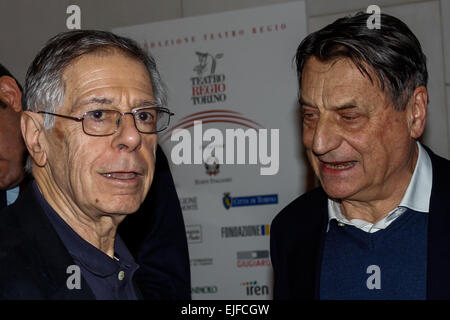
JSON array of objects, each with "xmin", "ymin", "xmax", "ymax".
[
  {"xmin": 6, "ymin": 186, "xmax": 20, "ymax": 206},
  {"xmin": 399, "ymin": 142, "xmax": 432, "ymax": 212},
  {"xmin": 327, "ymin": 141, "xmax": 432, "ymax": 232},
  {"xmin": 32, "ymin": 181, "xmax": 138, "ymax": 277}
]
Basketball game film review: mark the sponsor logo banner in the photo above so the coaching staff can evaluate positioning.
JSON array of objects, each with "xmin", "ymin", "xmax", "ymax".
[
  {"xmin": 191, "ymin": 285, "xmax": 218, "ymax": 294},
  {"xmin": 186, "ymin": 224, "xmax": 202, "ymax": 244},
  {"xmin": 191, "ymin": 51, "xmax": 226, "ymax": 106},
  {"xmin": 180, "ymin": 196, "xmax": 198, "ymax": 211},
  {"xmin": 221, "ymin": 224, "xmax": 270, "ymax": 238},
  {"xmin": 237, "ymin": 250, "xmax": 271, "ymax": 268},
  {"xmin": 223, "ymin": 193, "xmax": 278, "ymax": 210},
  {"xmin": 191, "ymin": 258, "xmax": 214, "ymax": 266},
  {"xmin": 195, "ymin": 177, "xmax": 232, "ymax": 185},
  {"xmin": 240, "ymin": 281, "xmax": 269, "ymax": 296}
]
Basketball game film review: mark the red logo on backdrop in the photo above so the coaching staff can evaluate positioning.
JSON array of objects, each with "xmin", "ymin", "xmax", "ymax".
[
  {"xmin": 160, "ymin": 109, "xmax": 263, "ymax": 178},
  {"xmin": 160, "ymin": 109, "xmax": 263, "ymax": 144},
  {"xmin": 191, "ymin": 52, "xmax": 226, "ymax": 105},
  {"xmin": 237, "ymin": 250, "xmax": 271, "ymax": 268},
  {"xmin": 205, "ymin": 156, "xmax": 220, "ymax": 176}
]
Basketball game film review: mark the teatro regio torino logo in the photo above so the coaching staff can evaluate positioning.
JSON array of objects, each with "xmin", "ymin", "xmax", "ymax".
[
  {"xmin": 191, "ymin": 51, "xmax": 226, "ymax": 106},
  {"xmin": 161, "ymin": 51, "xmax": 280, "ymax": 176}
]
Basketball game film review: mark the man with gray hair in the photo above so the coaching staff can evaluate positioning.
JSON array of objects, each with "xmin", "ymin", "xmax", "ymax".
[
  {"xmin": 271, "ymin": 12, "xmax": 450, "ymax": 299},
  {"xmin": 0, "ymin": 30, "xmax": 178, "ymax": 299}
]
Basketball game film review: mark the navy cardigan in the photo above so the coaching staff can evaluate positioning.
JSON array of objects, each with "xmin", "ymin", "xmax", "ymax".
[{"xmin": 270, "ymin": 146, "xmax": 450, "ymax": 299}]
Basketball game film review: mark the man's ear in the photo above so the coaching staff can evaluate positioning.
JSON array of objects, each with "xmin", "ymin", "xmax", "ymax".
[
  {"xmin": 21, "ymin": 111, "xmax": 47, "ymax": 167},
  {"xmin": 0, "ymin": 76, "xmax": 22, "ymax": 113},
  {"xmin": 407, "ymin": 86, "xmax": 428, "ymax": 139}
]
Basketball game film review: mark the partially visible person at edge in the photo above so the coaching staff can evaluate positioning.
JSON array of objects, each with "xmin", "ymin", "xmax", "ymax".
[{"xmin": 0, "ymin": 64, "xmax": 27, "ymax": 208}]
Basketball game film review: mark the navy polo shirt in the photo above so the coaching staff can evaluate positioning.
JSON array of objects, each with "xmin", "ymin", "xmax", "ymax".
[{"xmin": 33, "ymin": 182, "xmax": 140, "ymax": 300}]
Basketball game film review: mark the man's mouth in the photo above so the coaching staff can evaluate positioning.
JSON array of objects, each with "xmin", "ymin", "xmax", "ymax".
[
  {"xmin": 101, "ymin": 172, "xmax": 140, "ymax": 180},
  {"xmin": 321, "ymin": 160, "xmax": 357, "ymax": 170}
]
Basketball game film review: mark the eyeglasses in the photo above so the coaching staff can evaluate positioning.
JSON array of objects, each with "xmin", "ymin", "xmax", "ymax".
[{"xmin": 37, "ymin": 107, "xmax": 174, "ymax": 136}]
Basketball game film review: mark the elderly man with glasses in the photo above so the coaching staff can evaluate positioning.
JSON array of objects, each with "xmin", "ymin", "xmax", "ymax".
[{"xmin": 0, "ymin": 30, "xmax": 178, "ymax": 299}]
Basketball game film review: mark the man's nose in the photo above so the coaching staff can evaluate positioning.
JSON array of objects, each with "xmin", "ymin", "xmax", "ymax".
[
  {"xmin": 112, "ymin": 114, "xmax": 142, "ymax": 151},
  {"xmin": 311, "ymin": 115, "xmax": 341, "ymax": 156}
]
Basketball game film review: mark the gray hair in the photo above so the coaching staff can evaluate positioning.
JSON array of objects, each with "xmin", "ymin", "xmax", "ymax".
[
  {"xmin": 295, "ymin": 12, "xmax": 428, "ymax": 111},
  {"xmin": 23, "ymin": 30, "xmax": 168, "ymax": 171}
]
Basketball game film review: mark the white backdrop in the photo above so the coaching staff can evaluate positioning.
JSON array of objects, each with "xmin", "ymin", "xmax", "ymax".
[{"xmin": 114, "ymin": 1, "xmax": 308, "ymax": 299}]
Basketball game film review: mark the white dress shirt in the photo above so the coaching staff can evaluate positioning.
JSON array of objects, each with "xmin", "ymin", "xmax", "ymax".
[{"xmin": 327, "ymin": 142, "xmax": 432, "ymax": 233}]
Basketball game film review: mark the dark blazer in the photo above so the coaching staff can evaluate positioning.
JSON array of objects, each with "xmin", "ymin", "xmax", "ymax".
[
  {"xmin": 0, "ymin": 184, "xmax": 95, "ymax": 299},
  {"xmin": 270, "ymin": 146, "xmax": 450, "ymax": 299},
  {"xmin": 0, "ymin": 190, "xmax": 6, "ymax": 210}
]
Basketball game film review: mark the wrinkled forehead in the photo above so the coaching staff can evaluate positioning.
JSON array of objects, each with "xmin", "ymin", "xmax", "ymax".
[
  {"xmin": 60, "ymin": 51, "xmax": 154, "ymax": 112},
  {"xmin": 301, "ymin": 56, "xmax": 387, "ymax": 106},
  {"xmin": 302, "ymin": 56, "xmax": 380, "ymax": 86},
  {"xmin": 61, "ymin": 48, "xmax": 151, "ymax": 84}
]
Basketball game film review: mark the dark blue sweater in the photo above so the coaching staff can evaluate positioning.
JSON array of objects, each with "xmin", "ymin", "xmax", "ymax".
[{"xmin": 319, "ymin": 209, "xmax": 428, "ymax": 300}]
